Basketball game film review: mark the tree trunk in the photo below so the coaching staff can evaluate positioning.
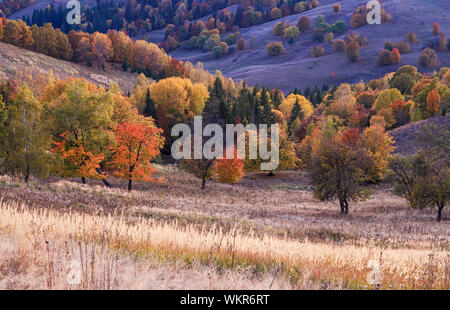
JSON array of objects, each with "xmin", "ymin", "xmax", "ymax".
[
  {"xmin": 437, "ymin": 205, "xmax": 444, "ymax": 222},
  {"xmin": 81, "ymin": 177, "xmax": 86, "ymax": 184},
  {"xmin": 201, "ymin": 177, "xmax": 206, "ymax": 190},
  {"xmin": 339, "ymin": 199, "xmax": 345, "ymax": 214},
  {"xmin": 343, "ymin": 199, "xmax": 349, "ymax": 215},
  {"xmin": 96, "ymin": 168, "xmax": 112, "ymax": 188},
  {"xmin": 25, "ymin": 154, "xmax": 30, "ymax": 183},
  {"xmin": 102, "ymin": 178, "xmax": 113, "ymax": 188},
  {"xmin": 128, "ymin": 179, "xmax": 132, "ymax": 191}
]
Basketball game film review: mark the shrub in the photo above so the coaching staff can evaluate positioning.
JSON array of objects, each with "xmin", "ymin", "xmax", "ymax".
[
  {"xmin": 333, "ymin": 21, "xmax": 347, "ymax": 33},
  {"xmin": 406, "ymin": 32, "xmax": 418, "ymax": 43},
  {"xmin": 350, "ymin": 13, "xmax": 366, "ymax": 29},
  {"xmin": 297, "ymin": 16, "xmax": 311, "ymax": 32},
  {"xmin": 346, "ymin": 41, "xmax": 360, "ymax": 62},
  {"xmin": 333, "ymin": 39, "xmax": 347, "ymax": 52},
  {"xmin": 418, "ymin": 48, "xmax": 437, "ymax": 67},
  {"xmin": 384, "ymin": 41, "xmax": 394, "ymax": 51},
  {"xmin": 394, "ymin": 41, "xmax": 410, "ymax": 54},
  {"xmin": 273, "ymin": 21, "xmax": 287, "ymax": 36},
  {"xmin": 224, "ymin": 33, "xmax": 236, "ymax": 45},
  {"xmin": 376, "ymin": 49, "xmax": 393, "ymax": 66},
  {"xmin": 432, "ymin": 22, "xmax": 440, "ymax": 35},
  {"xmin": 333, "ymin": 4, "xmax": 341, "ymax": 13},
  {"xmin": 310, "ymin": 45, "xmax": 325, "ymax": 57},
  {"xmin": 266, "ymin": 41, "xmax": 285, "ymax": 56},
  {"xmin": 294, "ymin": 2, "xmax": 306, "ymax": 13},
  {"xmin": 311, "ymin": 0, "xmax": 319, "ymax": 8},
  {"xmin": 390, "ymin": 48, "xmax": 401, "ymax": 64},
  {"xmin": 236, "ymin": 37, "xmax": 247, "ymax": 51},
  {"xmin": 270, "ymin": 7, "xmax": 282, "ymax": 20},
  {"xmin": 212, "ymin": 42, "xmax": 228, "ymax": 59},
  {"xmin": 284, "ymin": 26, "xmax": 300, "ymax": 43}
]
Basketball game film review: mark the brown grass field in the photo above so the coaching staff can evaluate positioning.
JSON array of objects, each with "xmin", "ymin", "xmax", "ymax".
[{"xmin": 0, "ymin": 165, "xmax": 448, "ymax": 290}]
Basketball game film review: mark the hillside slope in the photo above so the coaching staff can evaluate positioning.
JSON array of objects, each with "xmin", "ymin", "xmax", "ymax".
[
  {"xmin": 169, "ymin": 0, "xmax": 450, "ymax": 92},
  {"xmin": 0, "ymin": 42, "xmax": 139, "ymax": 92},
  {"xmin": 388, "ymin": 113, "xmax": 450, "ymax": 155}
]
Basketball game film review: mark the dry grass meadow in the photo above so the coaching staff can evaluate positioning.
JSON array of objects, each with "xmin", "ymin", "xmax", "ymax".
[{"xmin": 0, "ymin": 165, "xmax": 449, "ymax": 290}]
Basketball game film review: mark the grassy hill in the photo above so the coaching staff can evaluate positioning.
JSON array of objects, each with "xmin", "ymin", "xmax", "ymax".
[
  {"xmin": 0, "ymin": 41, "xmax": 139, "ymax": 93},
  {"xmin": 167, "ymin": 0, "xmax": 450, "ymax": 92},
  {"xmin": 389, "ymin": 113, "xmax": 450, "ymax": 155}
]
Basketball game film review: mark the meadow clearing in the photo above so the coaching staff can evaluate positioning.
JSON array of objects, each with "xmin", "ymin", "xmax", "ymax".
[{"xmin": 0, "ymin": 165, "xmax": 448, "ymax": 290}]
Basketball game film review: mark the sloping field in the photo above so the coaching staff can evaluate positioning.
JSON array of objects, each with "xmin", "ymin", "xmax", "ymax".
[
  {"xmin": 0, "ymin": 42, "xmax": 139, "ymax": 93},
  {"xmin": 389, "ymin": 114, "xmax": 450, "ymax": 155},
  {"xmin": 169, "ymin": 0, "xmax": 450, "ymax": 92}
]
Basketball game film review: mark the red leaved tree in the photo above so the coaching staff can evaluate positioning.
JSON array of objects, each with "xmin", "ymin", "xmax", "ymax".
[
  {"xmin": 427, "ymin": 89, "xmax": 441, "ymax": 116},
  {"xmin": 109, "ymin": 123, "xmax": 163, "ymax": 191},
  {"xmin": 214, "ymin": 148, "xmax": 244, "ymax": 185},
  {"xmin": 51, "ymin": 132, "xmax": 104, "ymax": 184}
]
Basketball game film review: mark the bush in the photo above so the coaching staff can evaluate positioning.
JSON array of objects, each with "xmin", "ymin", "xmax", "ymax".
[
  {"xmin": 266, "ymin": 41, "xmax": 285, "ymax": 56},
  {"xmin": 325, "ymin": 32, "xmax": 334, "ymax": 44},
  {"xmin": 384, "ymin": 41, "xmax": 394, "ymax": 51},
  {"xmin": 333, "ymin": 4, "xmax": 341, "ymax": 13},
  {"xmin": 432, "ymin": 22, "xmax": 440, "ymax": 35},
  {"xmin": 376, "ymin": 49, "xmax": 393, "ymax": 66},
  {"xmin": 294, "ymin": 2, "xmax": 306, "ymax": 13},
  {"xmin": 333, "ymin": 21, "xmax": 347, "ymax": 33},
  {"xmin": 418, "ymin": 48, "xmax": 437, "ymax": 67},
  {"xmin": 224, "ymin": 33, "xmax": 236, "ymax": 45},
  {"xmin": 394, "ymin": 41, "xmax": 410, "ymax": 54},
  {"xmin": 310, "ymin": 45, "xmax": 325, "ymax": 57},
  {"xmin": 390, "ymin": 48, "xmax": 401, "ymax": 64},
  {"xmin": 350, "ymin": 13, "xmax": 366, "ymax": 29},
  {"xmin": 284, "ymin": 26, "xmax": 299, "ymax": 43},
  {"xmin": 270, "ymin": 7, "xmax": 282, "ymax": 20},
  {"xmin": 346, "ymin": 41, "xmax": 360, "ymax": 62},
  {"xmin": 273, "ymin": 21, "xmax": 287, "ymax": 36},
  {"xmin": 297, "ymin": 16, "xmax": 311, "ymax": 32},
  {"xmin": 212, "ymin": 42, "xmax": 228, "ymax": 59},
  {"xmin": 333, "ymin": 39, "xmax": 347, "ymax": 52},
  {"xmin": 406, "ymin": 32, "xmax": 418, "ymax": 43},
  {"xmin": 236, "ymin": 37, "xmax": 247, "ymax": 51}
]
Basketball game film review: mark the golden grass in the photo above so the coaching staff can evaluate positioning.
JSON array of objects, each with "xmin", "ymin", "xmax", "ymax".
[{"xmin": 0, "ymin": 198, "xmax": 448, "ymax": 289}]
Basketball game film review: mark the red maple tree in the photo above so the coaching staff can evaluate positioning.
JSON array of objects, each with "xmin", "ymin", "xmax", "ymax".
[{"xmin": 108, "ymin": 123, "xmax": 163, "ymax": 191}]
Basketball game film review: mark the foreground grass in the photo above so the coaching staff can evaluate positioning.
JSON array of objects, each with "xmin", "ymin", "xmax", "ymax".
[{"xmin": 0, "ymin": 198, "xmax": 448, "ymax": 289}]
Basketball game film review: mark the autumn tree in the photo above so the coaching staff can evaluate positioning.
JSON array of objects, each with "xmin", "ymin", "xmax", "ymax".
[
  {"xmin": 51, "ymin": 132, "xmax": 105, "ymax": 184},
  {"xmin": 42, "ymin": 78, "xmax": 116, "ymax": 182},
  {"xmin": 215, "ymin": 148, "xmax": 244, "ymax": 184},
  {"xmin": 109, "ymin": 123, "xmax": 163, "ymax": 191},
  {"xmin": 346, "ymin": 41, "xmax": 360, "ymax": 62},
  {"xmin": 427, "ymin": 89, "xmax": 441, "ymax": 116},
  {"xmin": 390, "ymin": 48, "xmax": 401, "ymax": 64},
  {"xmin": 0, "ymin": 85, "xmax": 50, "ymax": 182},
  {"xmin": 150, "ymin": 77, "xmax": 209, "ymax": 137},
  {"xmin": 309, "ymin": 128, "xmax": 370, "ymax": 214},
  {"xmin": 297, "ymin": 16, "xmax": 311, "ymax": 32},
  {"xmin": 390, "ymin": 123, "xmax": 449, "ymax": 221}
]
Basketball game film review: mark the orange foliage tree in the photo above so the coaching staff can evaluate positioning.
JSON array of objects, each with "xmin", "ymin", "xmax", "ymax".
[
  {"xmin": 108, "ymin": 123, "xmax": 163, "ymax": 191},
  {"xmin": 214, "ymin": 149, "xmax": 244, "ymax": 184},
  {"xmin": 426, "ymin": 89, "xmax": 441, "ymax": 116},
  {"xmin": 51, "ymin": 132, "xmax": 104, "ymax": 184},
  {"xmin": 390, "ymin": 48, "xmax": 401, "ymax": 64}
]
